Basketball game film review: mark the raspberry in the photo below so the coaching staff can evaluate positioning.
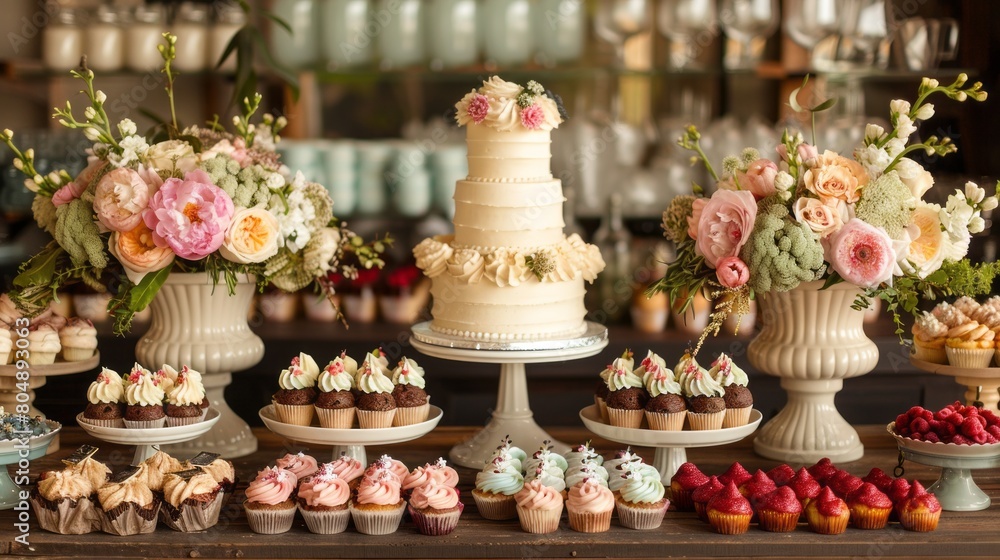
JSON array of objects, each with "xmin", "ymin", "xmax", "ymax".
[
  {"xmin": 896, "ymin": 414, "xmax": 911, "ymax": 431},
  {"xmin": 982, "ymin": 410, "xmax": 1000, "ymax": 425},
  {"xmin": 987, "ymin": 425, "xmax": 1000, "ymax": 439},
  {"xmin": 962, "ymin": 417, "xmax": 985, "ymax": 437},
  {"xmin": 935, "ymin": 408, "xmax": 954, "ymax": 421},
  {"xmin": 975, "ymin": 415, "xmax": 988, "ymax": 428},
  {"xmin": 965, "ymin": 406, "xmax": 979, "ymax": 416},
  {"xmin": 946, "ymin": 413, "xmax": 965, "ymax": 427},
  {"xmin": 909, "ymin": 432, "xmax": 923, "ymax": 441},
  {"xmin": 949, "ymin": 401, "xmax": 964, "ymax": 410},
  {"xmin": 923, "ymin": 432, "xmax": 940, "ymax": 443},
  {"xmin": 939, "ymin": 422, "xmax": 957, "ymax": 438},
  {"xmin": 920, "ymin": 409, "xmax": 934, "ymax": 421},
  {"xmin": 973, "ymin": 431, "xmax": 989, "ymax": 445},
  {"xmin": 910, "ymin": 417, "xmax": 930, "ymax": 434},
  {"xmin": 986, "ymin": 434, "xmax": 998, "ymax": 444},
  {"xmin": 908, "ymin": 406, "xmax": 926, "ymax": 417},
  {"xmin": 951, "ymin": 434, "xmax": 971, "ymax": 445}
]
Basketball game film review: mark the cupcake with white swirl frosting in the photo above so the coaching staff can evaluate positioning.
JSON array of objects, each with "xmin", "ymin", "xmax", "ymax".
[
  {"xmin": 83, "ymin": 367, "xmax": 126, "ymax": 428},
  {"xmin": 272, "ymin": 353, "xmax": 320, "ymax": 426},
  {"xmin": 315, "ymin": 352, "xmax": 357, "ymax": 429},
  {"xmin": 355, "ymin": 351, "xmax": 396, "ymax": 428},
  {"xmin": 164, "ymin": 366, "xmax": 206, "ymax": 426},
  {"xmin": 390, "ymin": 357, "xmax": 429, "ymax": 426},
  {"xmin": 123, "ymin": 364, "xmax": 166, "ymax": 429}
]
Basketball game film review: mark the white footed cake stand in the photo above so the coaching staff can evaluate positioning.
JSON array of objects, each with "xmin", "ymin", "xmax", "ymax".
[
  {"xmin": 410, "ymin": 321, "xmax": 608, "ymax": 469},
  {"xmin": 258, "ymin": 404, "xmax": 443, "ymax": 466},
  {"xmin": 910, "ymin": 357, "xmax": 1000, "ymax": 413},
  {"xmin": 579, "ymin": 404, "xmax": 762, "ymax": 482},
  {"xmin": 76, "ymin": 408, "xmax": 221, "ymax": 465}
]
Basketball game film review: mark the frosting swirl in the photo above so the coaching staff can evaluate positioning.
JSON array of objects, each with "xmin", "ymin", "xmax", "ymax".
[
  {"xmin": 125, "ymin": 366, "xmax": 165, "ymax": 406},
  {"xmin": 142, "ymin": 451, "xmax": 182, "ymax": 491},
  {"xmin": 162, "ymin": 471, "xmax": 220, "ymax": 507},
  {"xmin": 414, "ymin": 236, "xmax": 453, "ymax": 278},
  {"xmin": 709, "ymin": 354, "xmax": 749, "ymax": 387},
  {"xmin": 98, "ymin": 474, "xmax": 154, "ymax": 510},
  {"xmin": 245, "ymin": 466, "xmax": 296, "ymax": 505},
  {"xmin": 38, "ymin": 470, "xmax": 93, "ymax": 501},
  {"xmin": 619, "ymin": 470, "xmax": 666, "ymax": 504},
  {"xmin": 391, "ymin": 357, "xmax": 426, "ymax": 389},
  {"xmin": 276, "ymin": 452, "xmax": 318, "ymax": 479},
  {"xmin": 947, "ymin": 320, "xmax": 996, "ymax": 343},
  {"xmin": 605, "ymin": 360, "xmax": 643, "ymax": 392},
  {"xmin": 683, "ymin": 366, "xmax": 725, "ymax": 398},
  {"xmin": 278, "ymin": 353, "xmax": 320, "ymax": 390},
  {"xmin": 933, "ymin": 303, "xmax": 969, "ymax": 329},
  {"xmin": 318, "ymin": 357, "xmax": 355, "ymax": 393},
  {"xmin": 565, "ymin": 234, "xmax": 604, "ymax": 282},
  {"xmin": 297, "ymin": 467, "xmax": 350, "ymax": 508},
  {"xmin": 484, "ymin": 248, "xmax": 528, "ymax": 287},
  {"xmin": 567, "ymin": 479, "xmax": 614, "ymax": 514},
  {"xmin": 409, "ymin": 480, "xmax": 460, "ymax": 510},
  {"xmin": 59, "ymin": 318, "xmax": 97, "ymax": 349},
  {"xmin": 358, "ymin": 352, "xmax": 394, "ymax": 394},
  {"xmin": 638, "ymin": 353, "xmax": 680, "ymax": 397},
  {"xmin": 970, "ymin": 306, "xmax": 1000, "ymax": 330},
  {"xmin": 524, "ymin": 464, "xmax": 566, "ymax": 492},
  {"xmin": 166, "ymin": 367, "xmax": 205, "ymax": 406},
  {"xmin": 355, "ymin": 470, "xmax": 402, "ymax": 506},
  {"xmin": 184, "ymin": 458, "xmax": 234, "ymax": 486},
  {"xmin": 330, "ymin": 456, "xmax": 364, "ymax": 482},
  {"xmin": 514, "ymin": 479, "xmax": 563, "ymax": 511},
  {"xmin": 28, "ymin": 324, "xmax": 60, "ymax": 353},
  {"xmin": 447, "ymin": 249, "xmax": 485, "ymax": 284},
  {"xmin": 912, "ymin": 311, "xmax": 949, "ymax": 341},
  {"xmin": 475, "ymin": 468, "xmax": 524, "ymax": 495},
  {"xmin": 87, "ymin": 367, "xmax": 125, "ymax": 405}
]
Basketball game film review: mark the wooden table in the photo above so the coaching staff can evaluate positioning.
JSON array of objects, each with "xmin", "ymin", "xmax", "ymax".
[{"xmin": 3, "ymin": 426, "xmax": 998, "ymax": 559}]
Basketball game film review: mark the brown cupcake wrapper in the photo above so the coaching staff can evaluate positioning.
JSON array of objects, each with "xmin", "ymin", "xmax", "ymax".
[
  {"xmin": 707, "ymin": 510, "xmax": 752, "ymax": 534},
  {"xmin": 615, "ymin": 500, "xmax": 669, "ymax": 530},
  {"xmin": 900, "ymin": 510, "xmax": 941, "ymax": 532},
  {"xmin": 357, "ymin": 409, "xmax": 396, "ymax": 429},
  {"xmin": 349, "ymin": 502, "xmax": 406, "ymax": 535},
  {"xmin": 298, "ymin": 506, "xmax": 351, "ymax": 534},
  {"xmin": 472, "ymin": 492, "xmax": 517, "ymax": 521},
  {"xmin": 515, "ymin": 504, "xmax": 563, "ymax": 534},
  {"xmin": 99, "ymin": 499, "xmax": 161, "ymax": 536},
  {"xmin": 687, "ymin": 410, "xmax": 725, "ymax": 430},
  {"xmin": 159, "ymin": 492, "xmax": 224, "ymax": 532},
  {"xmin": 757, "ymin": 510, "xmax": 799, "ymax": 532},
  {"xmin": 807, "ymin": 512, "xmax": 849, "ymax": 534},
  {"xmin": 315, "ymin": 406, "xmax": 356, "ymax": 429},
  {"xmin": 31, "ymin": 494, "xmax": 98, "ymax": 534},
  {"xmin": 272, "ymin": 402, "xmax": 315, "ymax": 426},
  {"xmin": 646, "ymin": 410, "xmax": 685, "ymax": 431},
  {"xmin": 392, "ymin": 402, "xmax": 430, "ymax": 427},
  {"xmin": 244, "ymin": 502, "xmax": 297, "ymax": 534},
  {"xmin": 669, "ymin": 488, "xmax": 695, "ymax": 512},
  {"xmin": 693, "ymin": 501, "xmax": 709, "ymax": 523},
  {"xmin": 851, "ymin": 506, "xmax": 891, "ymax": 530},
  {"xmin": 567, "ymin": 508, "xmax": 613, "ymax": 533},
  {"xmin": 722, "ymin": 406, "xmax": 752, "ymax": 429},
  {"xmin": 606, "ymin": 407, "xmax": 644, "ymax": 429}
]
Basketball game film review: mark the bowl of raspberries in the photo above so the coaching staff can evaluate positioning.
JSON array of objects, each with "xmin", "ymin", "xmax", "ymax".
[{"xmin": 888, "ymin": 402, "xmax": 1000, "ymax": 457}]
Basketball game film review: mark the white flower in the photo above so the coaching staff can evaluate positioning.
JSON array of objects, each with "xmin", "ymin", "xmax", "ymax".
[
  {"xmin": 83, "ymin": 127, "xmax": 102, "ymax": 141},
  {"xmin": 118, "ymin": 118, "xmax": 137, "ymax": 137},
  {"xmin": 964, "ymin": 181, "xmax": 985, "ymax": 204},
  {"xmin": 220, "ymin": 206, "xmax": 281, "ymax": 264},
  {"xmin": 894, "ymin": 158, "xmax": 934, "ymax": 200},
  {"xmin": 84, "ymin": 107, "xmax": 97, "ymax": 120},
  {"xmin": 895, "ymin": 114, "xmax": 917, "ymax": 140},
  {"xmin": 969, "ymin": 216, "xmax": 985, "ymax": 234},
  {"xmin": 303, "ymin": 227, "xmax": 342, "ymax": 276},
  {"xmin": 270, "ymin": 182, "xmax": 317, "ymax": 253},
  {"xmin": 983, "ymin": 197, "xmax": 999, "ymax": 212},
  {"xmin": 266, "ymin": 172, "xmax": 285, "ymax": 190},
  {"xmin": 95, "ymin": 90, "xmax": 107, "ymax": 104},
  {"xmin": 884, "ymin": 137, "xmax": 906, "ymax": 158},
  {"xmin": 145, "ymin": 139, "xmax": 196, "ymax": 174},
  {"xmin": 914, "ymin": 103, "xmax": 935, "ymax": 121},
  {"xmin": 854, "ymin": 144, "xmax": 891, "ymax": 180},
  {"xmin": 890, "ymin": 99, "xmax": 911, "ymax": 116},
  {"xmin": 113, "ymin": 135, "xmax": 150, "ymax": 168},
  {"xmin": 921, "ymin": 78, "xmax": 939, "ymax": 89},
  {"xmin": 943, "ymin": 192, "xmax": 975, "ymax": 230},
  {"xmin": 864, "ymin": 123, "xmax": 886, "ymax": 144},
  {"xmin": 774, "ymin": 170, "xmax": 795, "ymax": 192}
]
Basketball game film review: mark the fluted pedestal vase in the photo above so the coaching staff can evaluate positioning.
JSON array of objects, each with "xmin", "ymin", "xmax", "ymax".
[
  {"xmin": 748, "ymin": 281, "xmax": 879, "ymax": 463},
  {"xmin": 135, "ymin": 273, "xmax": 265, "ymax": 458}
]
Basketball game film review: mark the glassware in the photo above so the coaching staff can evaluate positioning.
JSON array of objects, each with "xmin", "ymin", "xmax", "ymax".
[
  {"xmin": 718, "ymin": 0, "xmax": 779, "ymax": 69},
  {"xmin": 126, "ymin": 4, "xmax": 167, "ymax": 72},
  {"xmin": 783, "ymin": 0, "xmax": 847, "ymax": 68},
  {"xmin": 656, "ymin": 0, "xmax": 717, "ymax": 69},
  {"xmin": 319, "ymin": 0, "xmax": 374, "ymax": 69},
  {"xmin": 426, "ymin": 0, "xmax": 478, "ymax": 69},
  {"xmin": 269, "ymin": 0, "xmax": 319, "ymax": 70},
  {"xmin": 42, "ymin": 8, "xmax": 83, "ymax": 72},
  {"xmin": 84, "ymin": 5, "xmax": 125, "ymax": 72},
  {"xmin": 173, "ymin": 1, "xmax": 210, "ymax": 72},
  {"xmin": 896, "ymin": 17, "xmax": 958, "ymax": 71},
  {"xmin": 534, "ymin": 0, "xmax": 586, "ymax": 66},
  {"xmin": 844, "ymin": 0, "xmax": 890, "ymax": 68},
  {"xmin": 210, "ymin": 1, "xmax": 247, "ymax": 72},
  {"xmin": 377, "ymin": 0, "xmax": 424, "ymax": 69},
  {"xmin": 481, "ymin": 0, "xmax": 534, "ymax": 67},
  {"xmin": 593, "ymin": 0, "xmax": 651, "ymax": 67}
]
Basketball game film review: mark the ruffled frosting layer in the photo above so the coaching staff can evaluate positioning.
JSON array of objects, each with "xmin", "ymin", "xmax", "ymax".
[
  {"xmin": 298, "ymin": 468, "xmax": 350, "ymax": 508},
  {"xmin": 245, "ymin": 467, "xmax": 296, "ymax": 505},
  {"xmin": 98, "ymin": 475, "xmax": 154, "ymax": 510},
  {"xmin": 88, "ymin": 367, "xmax": 124, "ymax": 405},
  {"xmin": 409, "ymin": 481, "xmax": 460, "ymax": 510},
  {"xmin": 514, "ymin": 480, "xmax": 563, "ymax": 511},
  {"xmin": 38, "ymin": 470, "xmax": 93, "ymax": 501},
  {"xmin": 567, "ymin": 479, "xmax": 615, "ymax": 513},
  {"xmin": 162, "ymin": 471, "xmax": 219, "ymax": 507}
]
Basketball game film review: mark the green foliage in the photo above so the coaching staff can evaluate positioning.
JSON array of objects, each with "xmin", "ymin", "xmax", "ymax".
[
  {"xmin": 661, "ymin": 195, "xmax": 696, "ymax": 244},
  {"xmin": 854, "ymin": 170, "xmax": 914, "ymax": 238},
  {"xmin": 740, "ymin": 196, "xmax": 825, "ymax": 293}
]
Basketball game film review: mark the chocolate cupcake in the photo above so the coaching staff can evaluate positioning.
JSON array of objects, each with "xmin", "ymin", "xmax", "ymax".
[
  {"xmin": 708, "ymin": 353, "xmax": 753, "ymax": 428},
  {"xmin": 164, "ymin": 366, "xmax": 206, "ymax": 426},
  {"xmin": 596, "ymin": 350, "xmax": 632, "ymax": 422},
  {"xmin": 679, "ymin": 357, "xmax": 725, "ymax": 430},
  {"xmin": 391, "ymin": 357, "xmax": 430, "ymax": 426},
  {"xmin": 356, "ymin": 351, "xmax": 397, "ymax": 428},
  {"xmin": 84, "ymin": 368, "xmax": 126, "ymax": 428},
  {"xmin": 637, "ymin": 351, "xmax": 686, "ymax": 430},
  {"xmin": 123, "ymin": 364, "xmax": 166, "ymax": 429},
  {"xmin": 315, "ymin": 353, "xmax": 357, "ymax": 428},
  {"xmin": 603, "ymin": 350, "xmax": 647, "ymax": 429},
  {"xmin": 272, "ymin": 353, "xmax": 320, "ymax": 426}
]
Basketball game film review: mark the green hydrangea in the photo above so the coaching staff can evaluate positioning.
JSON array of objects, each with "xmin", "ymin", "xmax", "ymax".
[
  {"xmin": 302, "ymin": 182, "xmax": 333, "ymax": 230},
  {"xmin": 200, "ymin": 155, "xmax": 271, "ymax": 208},
  {"xmin": 740, "ymin": 196, "xmax": 824, "ymax": 293},
  {"xmin": 55, "ymin": 198, "xmax": 107, "ymax": 270},
  {"xmin": 854, "ymin": 170, "xmax": 914, "ymax": 239},
  {"xmin": 32, "ymin": 195, "xmax": 57, "ymax": 235},
  {"xmin": 662, "ymin": 195, "xmax": 696, "ymax": 244}
]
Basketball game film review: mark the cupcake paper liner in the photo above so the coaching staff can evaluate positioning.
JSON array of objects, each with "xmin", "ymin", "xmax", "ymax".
[
  {"xmin": 393, "ymin": 402, "xmax": 430, "ymax": 427},
  {"xmin": 807, "ymin": 512, "xmax": 849, "ymax": 535},
  {"xmin": 995, "ymin": 347, "xmax": 1000, "ymax": 368},
  {"xmin": 31, "ymin": 494, "xmax": 98, "ymax": 535},
  {"xmin": 722, "ymin": 406, "xmax": 752, "ymax": 429},
  {"xmin": 645, "ymin": 410, "xmax": 686, "ymax": 431},
  {"xmin": 597, "ymin": 399, "xmax": 609, "ymax": 423},
  {"xmin": 357, "ymin": 409, "xmax": 396, "ymax": 429},
  {"xmin": 912, "ymin": 342, "xmax": 947, "ymax": 364},
  {"xmin": 273, "ymin": 402, "xmax": 315, "ymax": 426},
  {"xmin": 567, "ymin": 508, "xmax": 613, "ymax": 533},
  {"xmin": 615, "ymin": 499, "xmax": 669, "ymax": 530},
  {"xmin": 315, "ymin": 406, "xmax": 356, "ymax": 429},
  {"xmin": 408, "ymin": 502, "xmax": 464, "ymax": 536},
  {"xmin": 693, "ymin": 502, "xmax": 709, "ymax": 523},
  {"xmin": 945, "ymin": 346, "xmax": 995, "ymax": 369},
  {"xmin": 707, "ymin": 510, "xmax": 752, "ymax": 535},
  {"xmin": 244, "ymin": 502, "xmax": 297, "ymax": 534},
  {"xmin": 515, "ymin": 504, "xmax": 562, "ymax": 534},
  {"xmin": 669, "ymin": 488, "xmax": 695, "ymax": 512},
  {"xmin": 81, "ymin": 417, "xmax": 125, "ymax": 429},
  {"xmin": 27, "ymin": 351, "xmax": 57, "ymax": 365},
  {"xmin": 164, "ymin": 415, "xmax": 202, "ymax": 427},
  {"xmin": 606, "ymin": 407, "xmax": 644, "ymax": 429},
  {"xmin": 687, "ymin": 410, "xmax": 725, "ymax": 431},
  {"xmin": 160, "ymin": 491, "xmax": 224, "ymax": 532},
  {"xmin": 349, "ymin": 502, "xmax": 406, "ymax": 535},
  {"xmin": 850, "ymin": 507, "xmax": 891, "ymax": 530},
  {"xmin": 900, "ymin": 510, "xmax": 941, "ymax": 532},
  {"xmin": 472, "ymin": 491, "xmax": 517, "ymax": 520},
  {"xmin": 0, "ymin": 350, "xmax": 10, "ymax": 365},
  {"xmin": 98, "ymin": 499, "xmax": 161, "ymax": 536},
  {"xmin": 62, "ymin": 347, "xmax": 96, "ymax": 361},
  {"xmin": 298, "ymin": 505, "xmax": 351, "ymax": 534},
  {"xmin": 123, "ymin": 418, "xmax": 166, "ymax": 429},
  {"xmin": 757, "ymin": 510, "xmax": 799, "ymax": 533}
]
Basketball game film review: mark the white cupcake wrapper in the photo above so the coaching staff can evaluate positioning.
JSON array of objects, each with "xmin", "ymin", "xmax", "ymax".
[
  {"xmin": 31, "ymin": 495, "xmax": 98, "ymax": 534},
  {"xmin": 123, "ymin": 418, "xmax": 166, "ymax": 429},
  {"xmin": 349, "ymin": 502, "xmax": 405, "ymax": 535},
  {"xmin": 298, "ymin": 505, "xmax": 351, "ymax": 534},
  {"xmin": 80, "ymin": 417, "xmax": 125, "ymax": 429},
  {"xmin": 946, "ymin": 346, "xmax": 995, "ymax": 369},
  {"xmin": 244, "ymin": 502, "xmax": 297, "ymax": 534}
]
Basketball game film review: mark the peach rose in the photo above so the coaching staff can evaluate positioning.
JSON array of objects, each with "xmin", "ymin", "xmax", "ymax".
[
  {"xmin": 803, "ymin": 150, "xmax": 868, "ymax": 204},
  {"xmin": 94, "ymin": 167, "xmax": 151, "ymax": 232},
  {"xmin": 793, "ymin": 197, "xmax": 846, "ymax": 238},
  {"xmin": 696, "ymin": 190, "xmax": 757, "ymax": 268},
  {"xmin": 109, "ymin": 221, "xmax": 175, "ymax": 283},
  {"xmin": 219, "ymin": 206, "xmax": 280, "ymax": 264}
]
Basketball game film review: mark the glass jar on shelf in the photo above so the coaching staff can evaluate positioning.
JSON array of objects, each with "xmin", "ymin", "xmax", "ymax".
[
  {"xmin": 320, "ymin": 0, "xmax": 374, "ymax": 69},
  {"xmin": 269, "ymin": 0, "xmax": 319, "ymax": 69},
  {"xmin": 534, "ymin": 0, "xmax": 586, "ymax": 66},
  {"xmin": 426, "ymin": 0, "xmax": 478, "ymax": 69},
  {"xmin": 173, "ymin": 1, "xmax": 210, "ymax": 72},
  {"xmin": 85, "ymin": 5, "xmax": 127, "ymax": 72},
  {"xmin": 481, "ymin": 0, "xmax": 534, "ymax": 66},
  {"xmin": 126, "ymin": 4, "xmax": 167, "ymax": 72},
  {"xmin": 210, "ymin": 1, "xmax": 246, "ymax": 72},
  {"xmin": 377, "ymin": 0, "xmax": 424, "ymax": 69},
  {"xmin": 42, "ymin": 7, "xmax": 83, "ymax": 72}
]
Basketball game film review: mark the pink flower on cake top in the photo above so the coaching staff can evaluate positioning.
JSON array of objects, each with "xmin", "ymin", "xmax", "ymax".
[{"xmin": 455, "ymin": 77, "xmax": 562, "ymax": 132}]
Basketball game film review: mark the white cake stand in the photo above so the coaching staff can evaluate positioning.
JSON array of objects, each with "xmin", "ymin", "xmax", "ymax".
[
  {"xmin": 579, "ymin": 404, "xmax": 762, "ymax": 482},
  {"xmin": 888, "ymin": 423, "xmax": 1000, "ymax": 511},
  {"xmin": 258, "ymin": 404, "xmax": 443, "ymax": 466},
  {"xmin": 0, "ymin": 420, "xmax": 60, "ymax": 510},
  {"xmin": 75, "ymin": 408, "xmax": 221, "ymax": 465},
  {"xmin": 910, "ymin": 357, "xmax": 1000, "ymax": 413},
  {"xmin": 410, "ymin": 321, "xmax": 608, "ymax": 469}
]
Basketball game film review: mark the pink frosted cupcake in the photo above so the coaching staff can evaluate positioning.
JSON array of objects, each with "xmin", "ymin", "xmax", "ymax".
[
  {"xmin": 330, "ymin": 455, "xmax": 365, "ymax": 489},
  {"xmin": 408, "ymin": 480, "xmax": 464, "ymax": 535},
  {"xmin": 244, "ymin": 466, "xmax": 298, "ymax": 534},
  {"xmin": 403, "ymin": 458, "xmax": 459, "ymax": 497},
  {"xmin": 297, "ymin": 463, "xmax": 351, "ymax": 534},
  {"xmin": 566, "ymin": 478, "xmax": 615, "ymax": 533},
  {"xmin": 514, "ymin": 479, "xmax": 564, "ymax": 534},
  {"xmin": 275, "ymin": 452, "xmax": 319, "ymax": 481},
  {"xmin": 350, "ymin": 458, "xmax": 406, "ymax": 535},
  {"xmin": 366, "ymin": 454, "xmax": 409, "ymax": 483}
]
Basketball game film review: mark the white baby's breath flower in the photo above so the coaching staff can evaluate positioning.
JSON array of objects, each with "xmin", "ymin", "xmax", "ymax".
[
  {"xmin": 774, "ymin": 170, "xmax": 795, "ymax": 192},
  {"xmin": 118, "ymin": 118, "xmax": 137, "ymax": 137},
  {"xmin": 266, "ymin": 172, "xmax": 285, "ymax": 190},
  {"xmin": 95, "ymin": 90, "xmax": 107, "ymax": 104},
  {"xmin": 964, "ymin": 181, "xmax": 985, "ymax": 204},
  {"xmin": 914, "ymin": 103, "xmax": 935, "ymax": 121}
]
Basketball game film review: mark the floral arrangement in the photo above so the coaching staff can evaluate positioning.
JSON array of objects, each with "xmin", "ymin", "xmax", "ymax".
[
  {"xmin": 454, "ymin": 76, "xmax": 567, "ymax": 131},
  {"xmin": 651, "ymin": 74, "xmax": 999, "ymax": 353},
  {"xmin": 1, "ymin": 34, "xmax": 389, "ymax": 335}
]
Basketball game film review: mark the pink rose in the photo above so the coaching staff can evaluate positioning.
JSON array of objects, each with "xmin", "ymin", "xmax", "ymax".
[
  {"xmin": 143, "ymin": 169, "xmax": 235, "ymax": 260},
  {"xmin": 687, "ymin": 197, "xmax": 707, "ymax": 240},
  {"xmin": 825, "ymin": 218, "xmax": 895, "ymax": 289},
  {"xmin": 52, "ymin": 180, "xmax": 86, "ymax": 207},
  {"xmin": 793, "ymin": 197, "xmax": 846, "ymax": 238},
  {"xmin": 716, "ymin": 256, "xmax": 750, "ymax": 288},
  {"xmin": 775, "ymin": 143, "xmax": 789, "ymax": 162},
  {"xmin": 94, "ymin": 167, "xmax": 151, "ymax": 232},
  {"xmin": 696, "ymin": 190, "xmax": 757, "ymax": 268},
  {"xmin": 737, "ymin": 159, "xmax": 778, "ymax": 199},
  {"xmin": 797, "ymin": 143, "xmax": 819, "ymax": 165}
]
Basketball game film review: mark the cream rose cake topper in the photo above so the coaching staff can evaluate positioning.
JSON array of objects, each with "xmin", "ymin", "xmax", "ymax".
[{"xmin": 1, "ymin": 33, "xmax": 390, "ymax": 334}]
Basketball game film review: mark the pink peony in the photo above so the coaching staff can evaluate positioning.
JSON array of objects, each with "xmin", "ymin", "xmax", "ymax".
[
  {"xmin": 467, "ymin": 94, "xmax": 490, "ymax": 124},
  {"xmin": 94, "ymin": 167, "xmax": 151, "ymax": 232},
  {"xmin": 738, "ymin": 159, "xmax": 778, "ymax": 199},
  {"xmin": 825, "ymin": 218, "xmax": 895, "ymax": 289},
  {"xmin": 797, "ymin": 143, "xmax": 819, "ymax": 165},
  {"xmin": 520, "ymin": 104, "xmax": 544, "ymax": 130},
  {"xmin": 687, "ymin": 197, "xmax": 707, "ymax": 240},
  {"xmin": 51, "ymin": 180, "xmax": 86, "ymax": 207},
  {"xmin": 696, "ymin": 190, "xmax": 757, "ymax": 268},
  {"xmin": 142, "ymin": 169, "xmax": 235, "ymax": 260},
  {"xmin": 716, "ymin": 256, "xmax": 750, "ymax": 288}
]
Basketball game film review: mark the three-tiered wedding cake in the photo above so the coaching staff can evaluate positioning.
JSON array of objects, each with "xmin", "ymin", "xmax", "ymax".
[{"xmin": 413, "ymin": 77, "xmax": 605, "ymax": 341}]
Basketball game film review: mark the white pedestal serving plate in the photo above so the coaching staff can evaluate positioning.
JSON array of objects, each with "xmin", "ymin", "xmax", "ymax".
[
  {"xmin": 76, "ymin": 408, "xmax": 221, "ymax": 465},
  {"xmin": 0, "ymin": 420, "xmax": 60, "ymax": 510},
  {"xmin": 410, "ymin": 321, "xmax": 608, "ymax": 469},
  {"xmin": 910, "ymin": 357, "xmax": 1000, "ymax": 413}
]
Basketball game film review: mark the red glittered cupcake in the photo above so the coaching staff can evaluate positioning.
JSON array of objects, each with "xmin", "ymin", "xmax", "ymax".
[
  {"xmin": 898, "ymin": 481, "xmax": 941, "ymax": 532},
  {"xmin": 691, "ymin": 476, "xmax": 724, "ymax": 523},
  {"xmin": 804, "ymin": 487, "xmax": 850, "ymax": 535},
  {"xmin": 717, "ymin": 462, "xmax": 752, "ymax": 488},
  {"xmin": 756, "ymin": 486, "xmax": 802, "ymax": 532},
  {"xmin": 767, "ymin": 464, "xmax": 796, "ymax": 487},
  {"xmin": 706, "ymin": 481, "xmax": 752, "ymax": 535},
  {"xmin": 827, "ymin": 471, "xmax": 863, "ymax": 500},
  {"xmin": 669, "ymin": 463, "xmax": 709, "ymax": 512},
  {"xmin": 740, "ymin": 470, "xmax": 777, "ymax": 513},
  {"xmin": 807, "ymin": 458, "xmax": 839, "ymax": 485},
  {"xmin": 887, "ymin": 477, "xmax": 912, "ymax": 521},
  {"xmin": 846, "ymin": 482, "xmax": 893, "ymax": 530},
  {"xmin": 787, "ymin": 467, "xmax": 821, "ymax": 509},
  {"xmin": 861, "ymin": 468, "xmax": 895, "ymax": 494}
]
